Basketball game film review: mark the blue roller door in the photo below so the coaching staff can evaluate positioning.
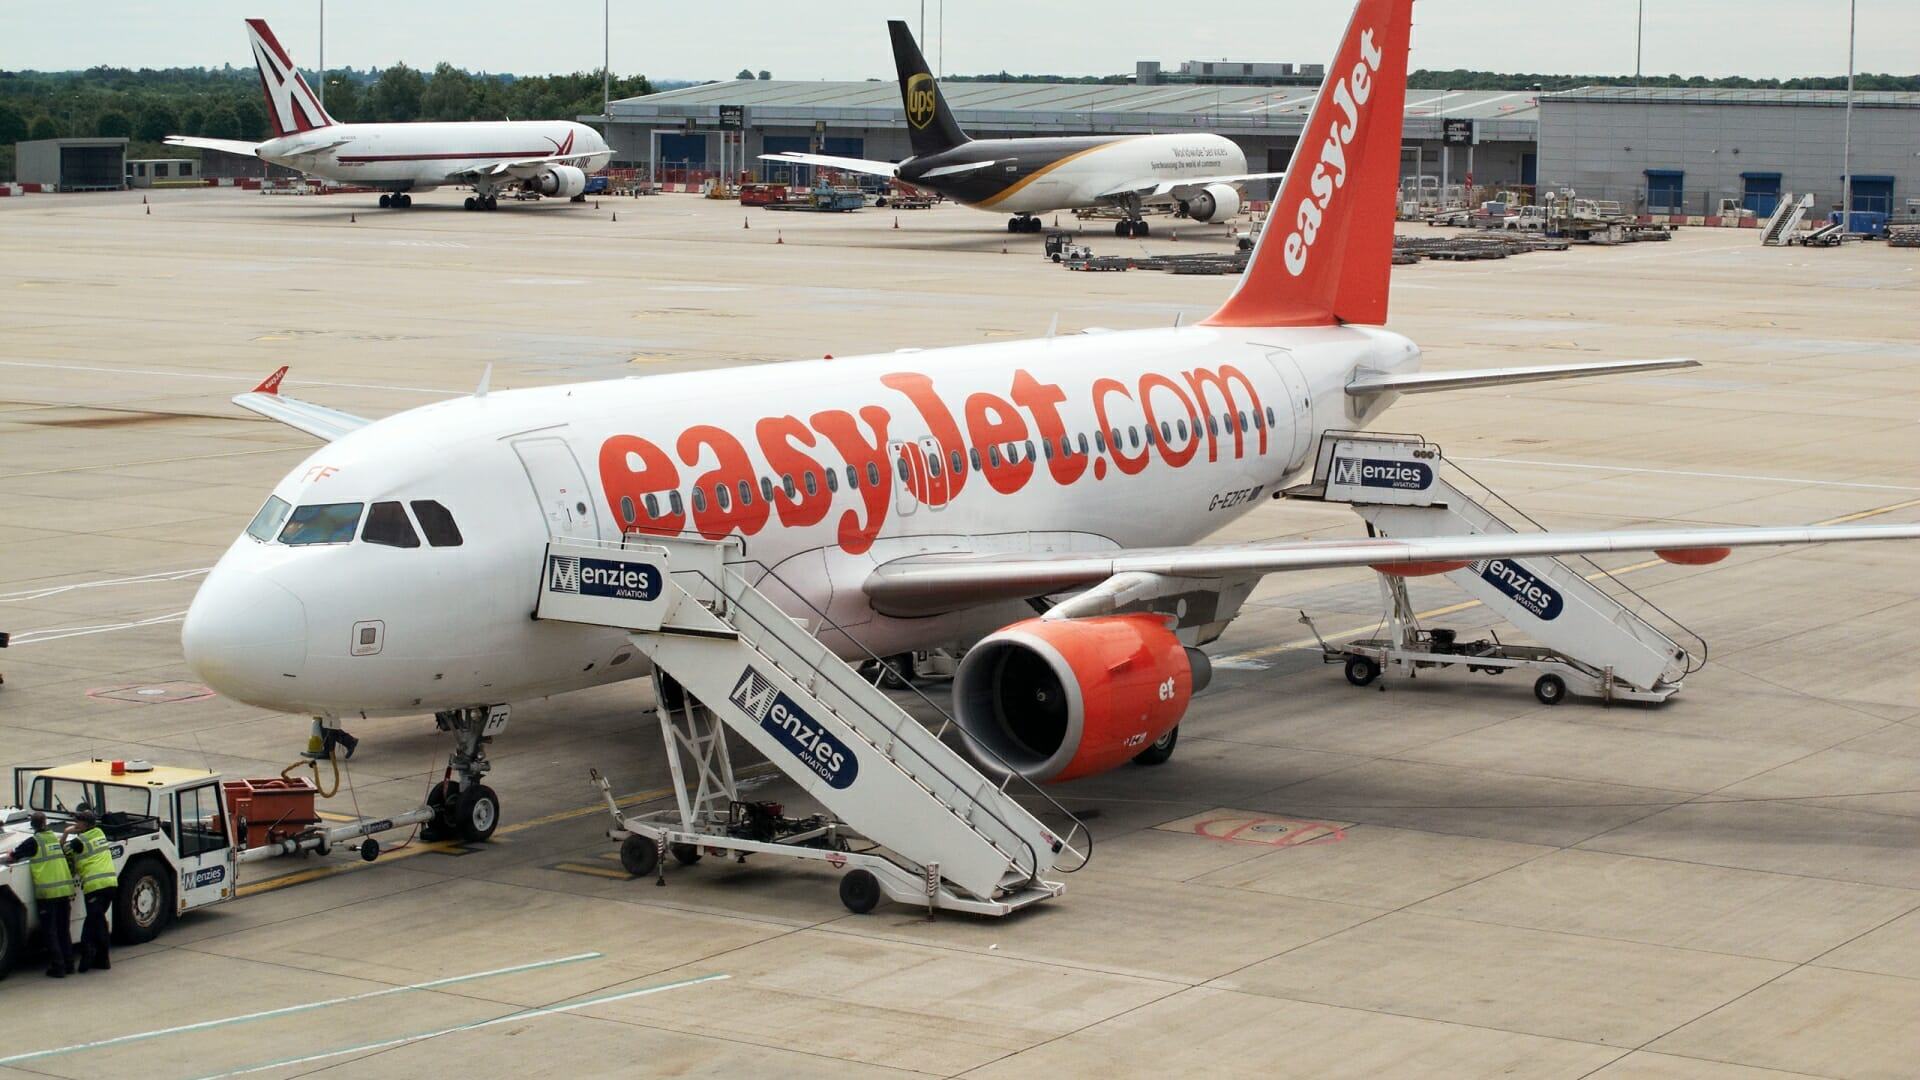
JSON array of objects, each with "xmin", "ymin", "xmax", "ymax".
[
  {"xmin": 658, "ymin": 133, "xmax": 706, "ymax": 168},
  {"xmin": 1849, "ymin": 176, "xmax": 1894, "ymax": 214},
  {"xmin": 1645, "ymin": 169, "xmax": 1684, "ymax": 213},
  {"xmin": 1741, "ymin": 172, "xmax": 1781, "ymax": 216}
]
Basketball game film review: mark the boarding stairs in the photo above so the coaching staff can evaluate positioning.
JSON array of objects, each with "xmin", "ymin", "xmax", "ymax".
[
  {"xmin": 536, "ymin": 534, "xmax": 1086, "ymax": 915},
  {"xmin": 1285, "ymin": 432, "xmax": 1702, "ymax": 699},
  {"xmin": 1762, "ymin": 192, "xmax": 1814, "ymax": 246}
]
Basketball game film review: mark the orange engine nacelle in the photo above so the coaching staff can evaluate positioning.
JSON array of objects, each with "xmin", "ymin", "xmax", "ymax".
[{"xmin": 952, "ymin": 614, "xmax": 1209, "ymax": 783}]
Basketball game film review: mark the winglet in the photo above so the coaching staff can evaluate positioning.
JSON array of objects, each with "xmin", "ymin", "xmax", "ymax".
[{"xmin": 254, "ymin": 366, "xmax": 289, "ymax": 395}]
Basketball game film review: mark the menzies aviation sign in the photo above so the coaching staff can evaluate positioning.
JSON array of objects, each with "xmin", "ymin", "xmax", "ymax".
[
  {"xmin": 1332, "ymin": 455, "xmax": 1432, "ymax": 491},
  {"xmin": 729, "ymin": 667, "xmax": 860, "ymax": 789},
  {"xmin": 1473, "ymin": 558, "xmax": 1564, "ymax": 621},
  {"xmin": 534, "ymin": 542, "xmax": 669, "ymax": 630}
]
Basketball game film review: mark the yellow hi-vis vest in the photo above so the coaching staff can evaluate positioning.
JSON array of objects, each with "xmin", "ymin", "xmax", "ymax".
[
  {"xmin": 28, "ymin": 830, "xmax": 77, "ymax": 900},
  {"xmin": 71, "ymin": 827, "xmax": 118, "ymax": 895}
]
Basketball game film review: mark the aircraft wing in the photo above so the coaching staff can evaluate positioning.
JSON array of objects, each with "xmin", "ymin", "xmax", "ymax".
[
  {"xmin": 1347, "ymin": 357, "xmax": 1700, "ymax": 396},
  {"xmin": 165, "ymin": 135, "xmax": 265, "ymax": 157},
  {"xmin": 1102, "ymin": 171, "xmax": 1289, "ymax": 203},
  {"xmin": 231, "ymin": 367, "xmax": 369, "ymax": 443},
  {"xmin": 452, "ymin": 155, "xmax": 588, "ymax": 181},
  {"xmin": 864, "ymin": 523, "xmax": 1920, "ymax": 616},
  {"xmin": 757, "ymin": 152, "xmax": 901, "ymax": 178}
]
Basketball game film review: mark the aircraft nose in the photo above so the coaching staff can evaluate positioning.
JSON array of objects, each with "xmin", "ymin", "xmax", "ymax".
[{"xmin": 182, "ymin": 570, "xmax": 308, "ymax": 706}]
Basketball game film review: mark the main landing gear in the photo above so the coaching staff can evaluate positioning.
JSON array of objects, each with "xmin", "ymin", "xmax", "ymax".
[
  {"xmin": 1006, "ymin": 214, "xmax": 1043, "ymax": 233},
  {"xmin": 378, "ymin": 193, "xmax": 413, "ymax": 209},
  {"xmin": 463, "ymin": 195, "xmax": 499, "ymax": 211},
  {"xmin": 1114, "ymin": 218, "xmax": 1150, "ymax": 238},
  {"xmin": 420, "ymin": 705, "xmax": 508, "ymax": 843}
]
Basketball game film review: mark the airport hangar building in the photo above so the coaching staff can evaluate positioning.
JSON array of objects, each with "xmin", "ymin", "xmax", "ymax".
[{"xmin": 596, "ymin": 79, "xmax": 1920, "ymax": 216}]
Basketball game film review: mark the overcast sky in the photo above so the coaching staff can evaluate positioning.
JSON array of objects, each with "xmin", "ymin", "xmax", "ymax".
[{"xmin": 2, "ymin": 2, "xmax": 1907, "ymax": 83}]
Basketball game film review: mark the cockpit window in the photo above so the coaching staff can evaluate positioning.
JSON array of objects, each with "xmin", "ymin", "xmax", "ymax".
[
  {"xmin": 279, "ymin": 503, "xmax": 364, "ymax": 546},
  {"xmin": 245, "ymin": 495, "xmax": 292, "ymax": 542},
  {"xmin": 410, "ymin": 501, "xmax": 463, "ymax": 547},
  {"xmin": 363, "ymin": 501, "xmax": 421, "ymax": 548}
]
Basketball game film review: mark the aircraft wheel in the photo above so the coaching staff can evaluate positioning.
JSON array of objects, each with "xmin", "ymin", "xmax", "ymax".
[
  {"xmin": 1534, "ymin": 673, "xmax": 1567, "ymax": 706},
  {"xmin": 1114, "ymin": 220, "xmax": 1129, "ymax": 237},
  {"xmin": 398, "ymin": 193, "xmax": 413, "ymax": 208},
  {"xmin": 484, "ymin": 196, "xmax": 498, "ymax": 211},
  {"xmin": 378, "ymin": 193, "xmax": 392, "ymax": 208},
  {"xmin": 839, "ymin": 869, "xmax": 882, "ymax": 914},
  {"xmin": 1132, "ymin": 725, "xmax": 1178, "ymax": 766},
  {"xmin": 453, "ymin": 784, "xmax": 500, "ymax": 843},
  {"xmin": 1007, "ymin": 217, "xmax": 1020, "ymax": 233},
  {"xmin": 1134, "ymin": 220, "xmax": 1150, "ymax": 237},
  {"xmin": 1345, "ymin": 656, "xmax": 1380, "ymax": 687},
  {"xmin": 619, "ymin": 834, "xmax": 659, "ymax": 877},
  {"xmin": 464, "ymin": 196, "xmax": 476, "ymax": 211}
]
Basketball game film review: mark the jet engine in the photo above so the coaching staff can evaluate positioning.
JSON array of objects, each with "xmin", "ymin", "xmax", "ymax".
[
  {"xmin": 1183, "ymin": 183, "xmax": 1242, "ymax": 222},
  {"xmin": 952, "ymin": 614, "xmax": 1211, "ymax": 783},
  {"xmin": 533, "ymin": 164, "xmax": 587, "ymax": 198}
]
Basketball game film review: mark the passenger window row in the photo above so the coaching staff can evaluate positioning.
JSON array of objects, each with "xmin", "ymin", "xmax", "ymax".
[
  {"xmin": 245, "ymin": 495, "xmax": 463, "ymax": 547},
  {"xmin": 619, "ymin": 405, "xmax": 1282, "ymax": 528}
]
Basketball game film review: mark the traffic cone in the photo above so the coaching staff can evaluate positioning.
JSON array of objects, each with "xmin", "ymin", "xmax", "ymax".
[
  {"xmin": 776, "ymin": 230, "xmax": 783, "ymax": 244},
  {"xmin": 893, "ymin": 215, "xmax": 899, "ymax": 229},
  {"xmin": 145, "ymin": 203, "xmax": 150, "ymax": 215},
  {"xmin": 1001, "ymin": 245, "xmax": 1008, "ymax": 254},
  {"xmin": 349, "ymin": 212, "xmax": 355, "ymax": 223},
  {"xmin": 743, "ymin": 216, "xmax": 749, "ymax": 229},
  {"xmin": 613, "ymin": 212, "xmax": 618, "ymax": 222},
  {"xmin": 142, "ymin": 195, "xmax": 148, "ymax": 205},
  {"xmin": 1170, "ymin": 230, "xmax": 1178, "ymax": 242},
  {"xmin": 1052, "ymin": 215, "xmax": 1058, "ymax": 227}
]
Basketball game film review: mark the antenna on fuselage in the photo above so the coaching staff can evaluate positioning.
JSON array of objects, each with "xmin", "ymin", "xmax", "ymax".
[
  {"xmin": 475, "ymin": 363, "xmax": 492, "ymax": 399},
  {"xmin": 1173, "ymin": 312, "xmax": 1183, "ymax": 328}
]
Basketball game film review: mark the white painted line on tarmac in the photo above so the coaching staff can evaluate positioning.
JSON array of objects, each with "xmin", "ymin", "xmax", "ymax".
[
  {"xmin": 0, "ymin": 567, "xmax": 211, "ymax": 603},
  {"xmin": 0, "ymin": 359, "xmax": 460, "ymax": 396},
  {"xmin": 0, "ymin": 951, "xmax": 606, "ymax": 1066},
  {"xmin": 9, "ymin": 610, "xmax": 188, "ymax": 645},
  {"xmin": 1453, "ymin": 456, "xmax": 1920, "ymax": 493},
  {"xmin": 189, "ymin": 973, "xmax": 730, "ymax": 1080}
]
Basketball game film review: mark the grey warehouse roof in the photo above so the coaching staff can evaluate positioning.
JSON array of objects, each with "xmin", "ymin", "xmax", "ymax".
[
  {"xmin": 1546, "ymin": 86, "xmax": 1920, "ymax": 109},
  {"xmin": 606, "ymin": 79, "xmax": 1542, "ymax": 141}
]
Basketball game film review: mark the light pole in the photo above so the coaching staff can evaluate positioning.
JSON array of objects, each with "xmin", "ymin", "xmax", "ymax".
[
  {"xmin": 1841, "ymin": 0, "xmax": 1856, "ymax": 229},
  {"xmin": 317, "ymin": 0, "xmax": 325, "ymax": 110},
  {"xmin": 1634, "ymin": 0, "xmax": 1643, "ymax": 83},
  {"xmin": 603, "ymin": 0, "xmax": 611, "ymax": 118}
]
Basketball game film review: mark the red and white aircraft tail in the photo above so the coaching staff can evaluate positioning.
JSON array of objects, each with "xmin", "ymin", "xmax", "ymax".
[
  {"xmin": 1206, "ymin": 0, "xmax": 1412, "ymax": 328},
  {"xmin": 246, "ymin": 18, "xmax": 334, "ymax": 137}
]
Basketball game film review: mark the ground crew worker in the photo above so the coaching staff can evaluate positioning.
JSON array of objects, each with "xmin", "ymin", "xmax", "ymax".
[
  {"xmin": 67, "ymin": 808, "xmax": 118, "ymax": 973},
  {"xmin": 15, "ymin": 812, "xmax": 78, "ymax": 977}
]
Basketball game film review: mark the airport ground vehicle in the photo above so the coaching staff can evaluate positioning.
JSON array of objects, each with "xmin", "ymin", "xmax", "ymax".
[{"xmin": 0, "ymin": 760, "xmax": 422, "ymax": 978}]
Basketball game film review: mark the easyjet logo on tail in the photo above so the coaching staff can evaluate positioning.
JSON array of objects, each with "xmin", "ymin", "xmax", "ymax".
[
  {"xmin": 1282, "ymin": 29, "xmax": 1383, "ymax": 277},
  {"xmin": 247, "ymin": 19, "xmax": 333, "ymax": 138}
]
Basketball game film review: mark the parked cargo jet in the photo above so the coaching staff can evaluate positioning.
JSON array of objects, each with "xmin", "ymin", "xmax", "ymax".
[
  {"xmin": 166, "ymin": 19, "xmax": 611, "ymax": 210},
  {"xmin": 759, "ymin": 21, "xmax": 1285, "ymax": 235},
  {"xmin": 184, "ymin": 0, "xmax": 1915, "ymax": 845}
]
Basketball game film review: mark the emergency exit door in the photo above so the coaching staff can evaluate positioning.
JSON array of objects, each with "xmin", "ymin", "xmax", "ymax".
[
  {"xmin": 1264, "ymin": 350, "xmax": 1315, "ymax": 473},
  {"xmin": 512, "ymin": 436, "xmax": 602, "ymax": 541}
]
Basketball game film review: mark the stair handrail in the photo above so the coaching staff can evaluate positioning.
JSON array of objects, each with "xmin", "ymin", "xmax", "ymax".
[
  {"xmin": 1438, "ymin": 455, "xmax": 1709, "ymax": 676},
  {"xmin": 711, "ymin": 554, "xmax": 1094, "ymax": 875}
]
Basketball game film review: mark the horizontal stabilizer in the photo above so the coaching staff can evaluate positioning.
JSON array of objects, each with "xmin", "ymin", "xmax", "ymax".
[
  {"xmin": 1346, "ymin": 358, "xmax": 1700, "ymax": 397},
  {"xmin": 164, "ymin": 135, "xmax": 264, "ymax": 157},
  {"xmin": 231, "ymin": 367, "xmax": 369, "ymax": 442},
  {"xmin": 757, "ymin": 152, "xmax": 900, "ymax": 178}
]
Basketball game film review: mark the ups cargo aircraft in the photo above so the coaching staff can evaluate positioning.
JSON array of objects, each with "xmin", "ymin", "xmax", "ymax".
[
  {"xmin": 759, "ymin": 20, "xmax": 1286, "ymax": 235},
  {"xmin": 184, "ymin": 0, "xmax": 1916, "ymax": 844},
  {"xmin": 167, "ymin": 19, "xmax": 611, "ymax": 211}
]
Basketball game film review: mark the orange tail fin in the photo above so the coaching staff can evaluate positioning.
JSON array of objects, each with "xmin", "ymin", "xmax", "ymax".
[{"xmin": 1203, "ymin": 0, "xmax": 1413, "ymax": 328}]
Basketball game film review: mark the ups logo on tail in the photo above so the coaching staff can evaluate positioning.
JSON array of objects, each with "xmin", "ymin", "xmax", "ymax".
[{"xmin": 905, "ymin": 73, "xmax": 937, "ymax": 129}]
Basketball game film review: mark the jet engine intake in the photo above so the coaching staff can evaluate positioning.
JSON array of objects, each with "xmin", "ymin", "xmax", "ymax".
[
  {"xmin": 1183, "ymin": 183, "xmax": 1242, "ymax": 222},
  {"xmin": 952, "ymin": 614, "xmax": 1208, "ymax": 783},
  {"xmin": 534, "ymin": 164, "xmax": 587, "ymax": 198}
]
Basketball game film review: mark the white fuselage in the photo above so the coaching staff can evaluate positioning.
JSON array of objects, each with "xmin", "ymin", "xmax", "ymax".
[
  {"xmin": 974, "ymin": 133, "xmax": 1250, "ymax": 215},
  {"xmin": 181, "ymin": 323, "xmax": 1417, "ymax": 718},
  {"xmin": 262, "ymin": 120, "xmax": 612, "ymax": 192}
]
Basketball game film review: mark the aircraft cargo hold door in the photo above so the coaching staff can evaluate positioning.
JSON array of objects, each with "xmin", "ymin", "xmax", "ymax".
[{"xmin": 513, "ymin": 435, "xmax": 602, "ymax": 541}]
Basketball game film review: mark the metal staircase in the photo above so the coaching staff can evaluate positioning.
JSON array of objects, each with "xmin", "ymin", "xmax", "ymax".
[
  {"xmin": 1762, "ymin": 192, "xmax": 1813, "ymax": 246},
  {"xmin": 537, "ymin": 534, "xmax": 1087, "ymax": 915},
  {"xmin": 1286, "ymin": 432, "xmax": 1701, "ymax": 699}
]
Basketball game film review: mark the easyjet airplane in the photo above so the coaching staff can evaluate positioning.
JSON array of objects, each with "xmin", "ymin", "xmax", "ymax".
[
  {"xmin": 184, "ymin": 0, "xmax": 1916, "ymax": 842},
  {"xmin": 166, "ymin": 19, "xmax": 611, "ymax": 211},
  {"xmin": 760, "ymin": 20, "xmax": 1285, "ymax": 236}
]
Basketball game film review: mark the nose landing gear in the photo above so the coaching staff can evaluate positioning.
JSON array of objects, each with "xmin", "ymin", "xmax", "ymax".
[{"xmin": 420, "ymin": 705, "xmax": 508, "ymax": 843}]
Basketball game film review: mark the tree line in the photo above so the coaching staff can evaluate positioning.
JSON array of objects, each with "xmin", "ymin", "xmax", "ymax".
[
  {"xmin": 0, "ymin": 63, "xmax": 654, "ymax": 156},
  {"xmin": 940, "ymin": 68, "xmax": 1920, "ymax": 91}
]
